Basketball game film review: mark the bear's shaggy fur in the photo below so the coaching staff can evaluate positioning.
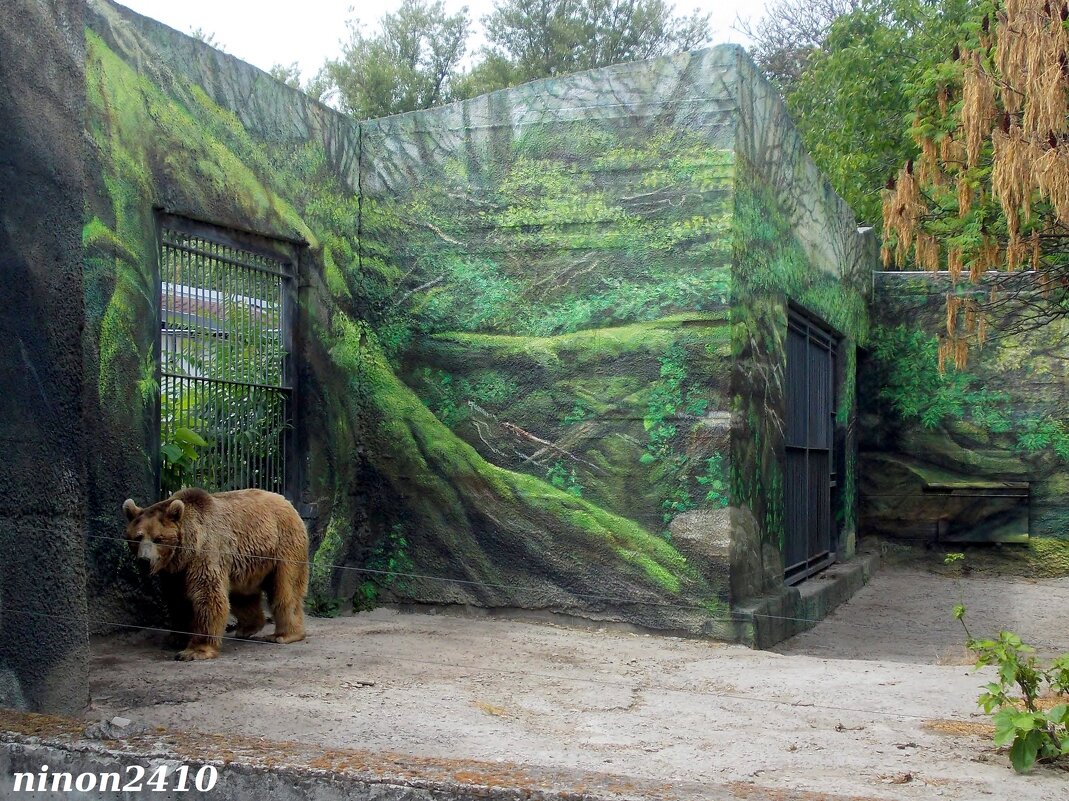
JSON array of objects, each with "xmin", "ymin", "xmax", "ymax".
[{"xmin": 122, "ymin": 488, "xmax": 308, "ymax": 661}]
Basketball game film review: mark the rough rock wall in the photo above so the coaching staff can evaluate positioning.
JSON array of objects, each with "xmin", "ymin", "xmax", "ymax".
[
  {"xmin": 0, "ymin": 0, "xmax": 90, "ymax": 713},
  {"xmin": 861, "ymin": 273, "xmax": 1069, "ymax": 542}
]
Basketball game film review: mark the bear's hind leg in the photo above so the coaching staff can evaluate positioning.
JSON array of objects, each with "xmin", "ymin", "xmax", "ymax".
[
  {"xmin": 265, "ymin": 562, "xmax": 306, "ymax": 645},
  {"xmin": 177, "ymin": 577, "xmax": 228, "ymax": 661},
  {"xmin": 230, "ymin": 592, "xmax": 266, "ymax": 639}
]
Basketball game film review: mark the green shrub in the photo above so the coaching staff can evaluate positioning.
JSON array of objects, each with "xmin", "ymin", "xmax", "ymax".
[{"xmin": 949, "ymin": 554, "xmax": 1069, "ymax": 772}]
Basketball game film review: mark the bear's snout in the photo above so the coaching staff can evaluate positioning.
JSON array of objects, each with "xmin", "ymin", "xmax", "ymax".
[{"xmin": 137, "ymin": 538, "xmax": 161, "ymax": 565}]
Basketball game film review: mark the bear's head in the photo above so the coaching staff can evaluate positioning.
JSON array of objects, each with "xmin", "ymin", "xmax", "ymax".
[{"xmin": 122, "ymin": 498, "xmax": 187, "ymax": 574}]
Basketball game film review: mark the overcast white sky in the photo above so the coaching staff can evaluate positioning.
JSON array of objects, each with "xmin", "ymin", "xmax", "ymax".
[{"xmin": 116, "ymin": 0, "xmax": 761, "ymax": 80}]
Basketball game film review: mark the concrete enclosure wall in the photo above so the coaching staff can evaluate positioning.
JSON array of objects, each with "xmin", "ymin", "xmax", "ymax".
[
  {"xmin": 75, "ymin": 0, "xmax": 878, "ymax": 643},
  {"xmin": 0, "ymin": 0, "xmax": 878, "ymax": 687},
  {"xmin": 860, "ymin": 272, "xmax": 1069, "ymax": 543},
  {"xmin": 0, "ymin": 0, "xmax": 91, "ymax": 713}
]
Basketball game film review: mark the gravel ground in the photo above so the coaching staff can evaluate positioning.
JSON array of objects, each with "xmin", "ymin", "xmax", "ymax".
[{"xmin": 89, "ymin": 564, "xmax": 1069, "ymax": 801}]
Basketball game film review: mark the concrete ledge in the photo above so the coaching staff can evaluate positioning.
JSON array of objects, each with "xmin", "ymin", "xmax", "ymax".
[
  {"xmin": 735, "ymin": 550, "xmax": 880, "ymax": 648},
  {"xmin": 0, "ymin": 710, "xmax": 760, "ymax": 801}
]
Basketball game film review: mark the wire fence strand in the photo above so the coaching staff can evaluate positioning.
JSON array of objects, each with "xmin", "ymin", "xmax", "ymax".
[
  {"xmin": 83, "ymin": 531, "xmax": 1069, "ymax": 646},
  {"xmin": 2, "ymin": 604, "xmax": 981, "ymax": 724}
]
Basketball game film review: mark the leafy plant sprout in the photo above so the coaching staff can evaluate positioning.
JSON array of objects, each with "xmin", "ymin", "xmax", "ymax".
[{"xmin": 946, "ymin": 552, "xmax": 1069, "ymax": 772}]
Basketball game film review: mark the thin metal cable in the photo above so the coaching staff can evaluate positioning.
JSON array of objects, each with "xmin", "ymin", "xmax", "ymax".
[
  {"xmin": 83, "ymin": 532, "xmax": 1069, "ymax": 646},
  {"xmin": 1, "ymin": 604, "xmax": 978, "ymax": 723}
]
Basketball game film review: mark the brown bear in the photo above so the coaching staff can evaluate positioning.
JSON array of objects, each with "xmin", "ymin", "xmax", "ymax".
[{"xmin": 122, "ymin": 487, "xmax": 308, "ymax": 661}]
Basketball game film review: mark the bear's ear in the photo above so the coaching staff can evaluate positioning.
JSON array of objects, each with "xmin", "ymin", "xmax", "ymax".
[
  {"xmin": 122, "ymin": 499, "xmax": 141, "ymax": 521},
  {"xmin": 165, "ymin": 499, "xmax": 185, "ymax": 523}
]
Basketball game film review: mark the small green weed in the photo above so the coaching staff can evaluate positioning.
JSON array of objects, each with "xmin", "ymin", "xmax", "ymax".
[{"xmin": 948, "ymin": 553, "xmax": 1069, "ymax": 772}]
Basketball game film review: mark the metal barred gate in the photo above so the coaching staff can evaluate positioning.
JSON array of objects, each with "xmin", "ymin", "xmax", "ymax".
[
  {"xmin": 784, "ymin": 306, "xmax": 838, "ymax": 584},
  {"xmin": 157, "ymin": 215, "xmax": 296, "ymax": 499}
]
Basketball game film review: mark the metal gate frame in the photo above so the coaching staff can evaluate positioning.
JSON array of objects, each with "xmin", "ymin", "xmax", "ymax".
[
  {"xmin": 783, "ymin": 303, "xmax": 841, "ymax": 585},
  {"xmin": 154, "ymin": 211, "xmax": 300, "ymax": 501}
]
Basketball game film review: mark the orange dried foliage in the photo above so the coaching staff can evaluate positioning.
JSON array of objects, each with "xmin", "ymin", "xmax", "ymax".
[
  {"xmin": 947, "ymin": 246, "xmax": 965, "ymax": 283},
  {"xmin": 961, "ymin": 53, "xmax": 998, "ymax": 167},
  {"xmin": 947, "ymin": 294, "xmax": 962, "ymax": 335}
]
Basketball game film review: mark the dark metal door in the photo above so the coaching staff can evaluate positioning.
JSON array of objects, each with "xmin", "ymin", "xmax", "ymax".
[
  {"xmin": 157, "ymin": 215, "xmax": 296, "ymax": 499},
  {"xmin": 784, "ymin": 308, "xmax": 837, "ymax": 584}
]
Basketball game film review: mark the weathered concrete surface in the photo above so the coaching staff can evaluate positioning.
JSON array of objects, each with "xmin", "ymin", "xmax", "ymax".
[
  {"xmin": 0, "ymin": 710, "xmax": 815, "ymax": 801},
  {"xmin": 83, "ymin": 562, "xmax": 1069, "ymax": 800},
  {"xmin": 0, "ymin": 0, "xmax": 90, "ymax": 714},
  {"xmin": 735, "ymin": 549, "xmax": 880, "ymax": 648},
  {"xmin": 779, "ymin": 555, "xmax": 1069, "ymax": 663}
]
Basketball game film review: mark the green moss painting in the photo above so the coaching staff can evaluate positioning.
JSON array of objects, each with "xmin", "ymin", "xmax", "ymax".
[
  {"xmin": 861, "ymin": 274, "xmax": 1069, "ymax": 543},
  {"xmin": 82, "ymin": 0, "xmax": 876, "ymax": 644}
]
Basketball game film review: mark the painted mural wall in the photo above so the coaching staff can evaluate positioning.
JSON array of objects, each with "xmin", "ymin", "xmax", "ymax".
[
  {"xmin": 861, "ymin": 273, "xmax": 1069, "ymax": 543},
  {"xmin": 728, "ymin": 57, "xmax": 874, "ymax": 598},
  {"xmin": 353, "ymin": 50, "xmax": 743, "ymax": 631},
  {"xmin": 83, "ymin": 0, "xmax": 363, "ymax": 622},
  {"xmin": 81, "ymin": 0, "xmax": 872, "ymax": 640}
]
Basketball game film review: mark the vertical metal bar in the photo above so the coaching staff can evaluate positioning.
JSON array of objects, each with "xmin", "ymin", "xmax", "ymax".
[
  {"xmin": 177, "ymin": 241, "xmax": 185, "ymax": 490},
  {"xmin": 223, "ymin": 239, "xmax": 233, "ymax": 491},
  {"xmin": 160, "ymin": 240, "xmax": 168, "ymax": 498},
  {"xmin": 282, "ymin": 267, "xmax": 288, "ymax": 495},
  {"xmin": 243, "ymin": 256, "xmax": 250, "ymax": 489},
  {"xmin": 175, "ymin": 239, "xmax": 184, "ymax": 491},
  {"xmin": 244, "ymin": 261, "xmax": 252, "ymax": 489},
  {"xmin": 197, "ymin": 237, "xmax": 203, "ymax": 490},
  {"xmin": 198, "ymin": 236, "xmax": 206, "ymax": 491},
  {"xmin": 264, "ymin": 270, "xmax": 271, "ymax": 490},
  {"xmin": 280, "ymin": 271, "xmax": 286, "ymax": 494},
  {"xmin": 228, "ymin": 248, "xmax": 236, "ymax": 489},
  {"xmin": 178, "ymin": 242, "xmax": 186, "ymax": 489},
  {"xmin": 265, "ymin": 271, "xmax": 273, "ymax": 490},
  {"xmin": 266, "ymin": 269, "xmax": 273, "ymax": 492},
  {"xmin": 274, "ymin": 390, "xmax": 281, "ymax": 493},
  {"xmin": 213, "ymin": 238, "xmax": 219, "ymax": 490},
  {"xmin": 188, "ymin": 237, "xmax": 195, "ymax": 489},
  {"xmin": 234, "ymin": 243, "xmax": 242, "ymax": 487},
  {"xmin": 234, "ymin": 257, "xmax": 241, "ymax": 489},
  {"xmin": 198, "ymin": 237, "xmax": 205, "ymax": 490},
  {"xmin": 207, "ymin": 237, "xmax": 214, "ymax": 491}
]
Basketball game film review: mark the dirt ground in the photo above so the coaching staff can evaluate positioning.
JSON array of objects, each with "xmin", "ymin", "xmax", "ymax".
[{"xmin": 89, "ymin": 563, "xmax": 1069, "ymax": 801}]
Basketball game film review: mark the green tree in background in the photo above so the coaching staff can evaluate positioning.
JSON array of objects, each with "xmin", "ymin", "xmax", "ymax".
[
  {"xmin": 737, "ymin": 0, "xmax": 864, "ymax": 92},
  {"xmin": 881, "ymin": 0, "xmax": 1069, "ymax": 365},
  {"xmin": 325, "ymin": 0, "xmax": 471, "ymax": 119},
  {"xmin": 189, "ymin": 26, "xmax": 223, "ymax": 50},
  {"xmin": 777, "ymin": 0, "xmax": 973, "ymax": 227},
  {"xmin": 462, "ymin": 0, "xmax": 710, "ymax": 94},
  {"xmin": 322, "ymin": 0, "xmax": 710, "ymax": 114},
  {"xmin": 742, "ymin": 0, "xmax": 971, "ymax": 226},
  {"xmin": 269, "ymin": 62, "xmax": 302, "ymax": 90}
]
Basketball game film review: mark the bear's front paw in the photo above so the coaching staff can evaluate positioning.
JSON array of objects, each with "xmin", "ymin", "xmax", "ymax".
[{"xmin": 175, "ymin": 647, "xmax": 219, "ymax": 661}]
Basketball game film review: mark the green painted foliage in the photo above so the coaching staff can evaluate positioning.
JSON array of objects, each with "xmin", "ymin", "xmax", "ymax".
[
  {"xmin": 731, "ymin": 172, "xmax": 868, "ymax": 555},
  {"xmin": 869, "ymin": 322, "xmax": 1069, "ymax": 467}
]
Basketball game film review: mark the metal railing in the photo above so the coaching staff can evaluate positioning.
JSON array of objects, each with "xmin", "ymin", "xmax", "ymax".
[{"xmin": 158, "ymin": 222, "xmax": 294, "ymax": 498}]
